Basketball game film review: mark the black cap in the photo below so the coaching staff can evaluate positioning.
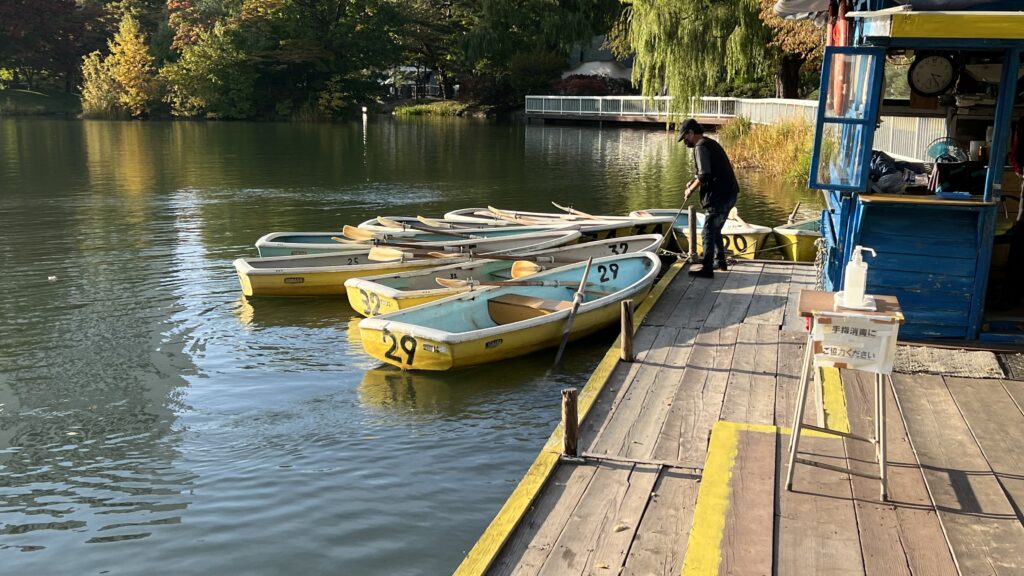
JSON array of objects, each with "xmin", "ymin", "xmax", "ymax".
[{"xmin": 677, "ymin": 118, "xmax": 704, "ymax": 141}]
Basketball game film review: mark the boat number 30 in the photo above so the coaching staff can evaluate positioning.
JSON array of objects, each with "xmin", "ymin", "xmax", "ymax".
[
  {"xmin": 607, "ymin": 242, "xmax": 629, "ymax": 255},
  {"xmin": 382, "ymin": 329, "xmax": 417, "ymax": 365},
  {"xmin": 359, "ymin": 289, "xmax": 382, "ymax": 316},
  {"xmin": 597, "ymin": 263, "xmax": 619, "ymax": 282},
  {"xmin": 721, "ymin": 235, "xmax": 748, "ymax": 254}
]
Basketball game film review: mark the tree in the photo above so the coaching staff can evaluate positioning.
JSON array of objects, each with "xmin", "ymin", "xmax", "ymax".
[
  {"xmin": 758, "ymin": 0, "xmax": 822, "ymax": 98},
  {"xmin": 80, "ymin": 14, "xmax": 159, "ymax": 117},
  {"xmin": 161, "ymin": 23, "xmax": 255, "ymax": 118},
  {"xmin": 619, "ymin": 0, "xmax": 773, "ymax": 110}
]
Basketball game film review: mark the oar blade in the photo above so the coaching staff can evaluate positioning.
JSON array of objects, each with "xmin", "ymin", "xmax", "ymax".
[
  {"xmin": 342, "ymin": 225, "xmax": 376, "ymax": 241},
  {"xmin": 376, "ymin": 216, "xmax": 406, "ymax": 229},
  {"xmin": 435, "ymin": 277, "xmax": 471, "ymax": 288},
  {"xmin": 510, "ymin": 260, "xmax": 542, "ymax": 279},
  {"xmin": 368, "ymin": 246, "xmax": 407, "ymax": 262}
]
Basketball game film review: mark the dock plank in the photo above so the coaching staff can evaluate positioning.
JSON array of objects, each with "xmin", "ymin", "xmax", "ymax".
[
  {"xmin": 621, "ymin": 469, "xmax": 699, "ymax": 576},
  {"xmin": 720, "ymin": 428, "xmax": 777, "ymax": 576},
  {"xmin": 588, "ymin": 327, "xmax": 681, "ymax": 458},
  {"xmin": 535, "ymin": 461, "xmax": 634, "ymax": 576},
  {"xmin": 775, "ymin": 330, "xmax": 812, "ymax": 429},
  {"xmin": 703, "ymin": 263, "xmax": 762, "ymax": 329},
  {"xmin": 652, "ymin": 325, "xmax": 739, "ymax": 463},
  {"xmin": 841, "ymin": 371, "xmax": 957, "ymax": 576},
  {"xmin": 585, "ymin": 464, "xmax": 661, "ymax": 574},
  {"xmin": 892, "ymin": 373, "xmax": 1024, "ymax": 575},
  {"xmin": 643, "ymin": 266, "xmax": 693, "ymax": 327},
  {"xmin": 720, "ymin": 323, "xmax": 778, "ymax": 426},
  {"xmin": 946, "ymin": 377, "xmax": 1024, "ymax": 521},
  {"xmin": 663, "ymin": 266, "xmax": 728, "ymax": 329},
  {"xmin": 489, "ymin": 463, "xmax": 600, "ymax": 576},
  {"xmin": 745, "ymin": 263, "xmax": 791, "ymax": 326},
  {"xmin": 783, "ymin": 267, "xmax": 816, "ymax": 332},
  {"xmin": 623, "ymin": 329, "xmax": 699, "ymax": 461}
]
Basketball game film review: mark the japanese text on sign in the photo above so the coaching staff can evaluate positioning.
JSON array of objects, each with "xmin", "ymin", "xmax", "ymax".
[{"xmin": 811, "ymin": 313, "xmax": 899, "ymax": 374}]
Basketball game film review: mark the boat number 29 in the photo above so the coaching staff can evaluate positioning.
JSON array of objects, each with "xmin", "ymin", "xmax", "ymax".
[
  {"xmin": 359, "ymin": 289, "xmax": 381, "ymax": 316},
  {"xmin": 382, "ymin": 329, "xmax": 417, "ymax": 365},
  {"xmin": 597, "ymin": 263, "xmax": 619, "ymax": 282},
  {"xmin": 607, "ymin": 242, "xmax": 629, "ymax": 255}
]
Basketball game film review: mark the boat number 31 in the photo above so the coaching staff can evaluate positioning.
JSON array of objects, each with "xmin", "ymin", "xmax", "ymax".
[{"xmin": 382, "ymin": 329, "xmax": 417, "ymax": 365}]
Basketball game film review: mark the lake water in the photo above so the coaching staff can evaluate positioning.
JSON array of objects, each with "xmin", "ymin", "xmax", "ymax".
[{"xmin": 0, "ymin": 117, "xmax": 818, "ymax": 574}]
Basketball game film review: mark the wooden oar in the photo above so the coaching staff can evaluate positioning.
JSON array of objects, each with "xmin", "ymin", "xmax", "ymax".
[
  {"xmin": 434, "ymin": 277, "xmax": 587, "ymax": 289},
  {"xmin": 551, "ymin": 202, "xmax": 594, "ymax": 218},
  {"xmin": 376, "ymin": 216, "xmax": 480, "ymax": 238},
  {"xmin": 416, "ymin": 215, "xmax": 459, "ymax": 229},
  {"xmin": 786, "ymin": 202, "xmax": 802, "ymax": 225},
  {"xmin": 367, "ymin": 246, "xmax": 446, "ymax": 262},
  {"xmin": 553, "ymin": 257, "xmax": 594, "ymax": 367},
  {"xmin": 425, "ymin": 250, "xmax": 558, "ymax": 263}
]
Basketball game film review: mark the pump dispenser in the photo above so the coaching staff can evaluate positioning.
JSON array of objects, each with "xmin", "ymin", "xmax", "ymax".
[{"xmin": 838, "ymin": 246, "xmax": 876, "ymax": 309}]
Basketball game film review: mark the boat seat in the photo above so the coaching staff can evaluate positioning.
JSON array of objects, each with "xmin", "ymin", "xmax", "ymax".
[{"xmin": 488, "ymin": 293, "xmax": 573, "ymax": 325}]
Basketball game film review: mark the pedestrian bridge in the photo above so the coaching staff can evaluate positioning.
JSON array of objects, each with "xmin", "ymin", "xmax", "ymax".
[{"xmin": 524, "ymin": 95, "xmax": 944, "ymax": 161}]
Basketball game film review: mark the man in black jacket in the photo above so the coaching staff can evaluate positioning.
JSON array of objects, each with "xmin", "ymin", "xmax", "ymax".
[{"xmin": 678, "ymin": 118, "xmax": 739, "ymax": 278}]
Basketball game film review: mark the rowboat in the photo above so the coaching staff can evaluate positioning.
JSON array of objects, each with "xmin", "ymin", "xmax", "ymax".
[
  {"xmin": 357, "ymin": 252, "xmax": 661, "ymax": 370},
  {"xmin": 772, "ymin": 216, "xmax": 821, "ymax": 262},
  {"xmin": 356, "ymin": 215, "xmax": 516, "ymax": 232},
  {"xmin": 255, "ymin": 227, "xmax": 579, "ymax": 257},
  {"xmin": 629, "ymin": 208, "xmax": 772, "ymax": 259},
  {"xmin": 444, "ymin": 206, "xmax": 673, "ymax": 239},
  {"xmin": 344, "ymin": 234, "xmax": 664, "ymax": 317},
  {"xmin": 233, "ymin": 250, "xmax": 466, "ymax": 297},
  {"xmin": 236, "ymin": 230, "xmax": 581, "ymax": 297}
]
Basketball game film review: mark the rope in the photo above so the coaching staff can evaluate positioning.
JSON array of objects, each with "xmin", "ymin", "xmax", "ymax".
[{"xmin": 814, "ymin": 237, "xmax": 827, "ymax": 290}]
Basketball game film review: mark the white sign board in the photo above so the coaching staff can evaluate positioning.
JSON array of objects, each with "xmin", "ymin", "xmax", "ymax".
[{"xmin": 811, "ymin": 313, "xmax": 900, "ymax": 374}]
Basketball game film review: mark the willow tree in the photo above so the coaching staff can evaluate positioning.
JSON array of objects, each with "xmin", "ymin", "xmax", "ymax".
[{"xmin": 618, "ymin": 0, "xmax": 772, "ymax": 111}]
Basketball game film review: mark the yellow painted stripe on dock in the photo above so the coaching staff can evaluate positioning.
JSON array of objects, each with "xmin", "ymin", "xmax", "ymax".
[
  {"xmin": 454, "ymin": 260, "xmax": 685, "ymax": 576},
  {"xmin": 820, "ymin": 367, "xmax": 850, "ymax": 434},
  {"xmin": 682, "ymin": 420, "xmax": 841, "ymax": 576},
  {"xmin": 682, "ymin": 420, "xmax": 742, "ymax": 576}
]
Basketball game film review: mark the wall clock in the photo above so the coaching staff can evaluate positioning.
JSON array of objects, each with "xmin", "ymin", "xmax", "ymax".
[{"xmin": 908, "ymin": 53, "xmax": 957, "ymax": 97}]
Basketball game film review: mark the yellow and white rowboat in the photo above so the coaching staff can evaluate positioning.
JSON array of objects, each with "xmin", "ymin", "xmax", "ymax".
[
  {"xmin": 630, "ymin": 208, "xmax": 772, "ymax": 259},
  {"xmin": 772, "ymin": 216, "xmax": 821, "ymax": 262},
  {"xmin": 344, "ymin": 234, "xmax": 664, "ymax": 317},
  {"xmin": 357, "ymin": 252, "xmax": 661, "ymax": 371}
]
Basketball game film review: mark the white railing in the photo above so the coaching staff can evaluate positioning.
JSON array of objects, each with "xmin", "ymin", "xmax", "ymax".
[{"xmin": 524, "ymin": 95, "xmax": 945, "ymax": 161}]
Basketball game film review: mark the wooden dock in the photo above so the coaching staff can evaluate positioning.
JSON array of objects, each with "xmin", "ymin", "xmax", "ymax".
[{"xmin": 456, "ymin": 260, "xmax": 1024, "ymax": 576}]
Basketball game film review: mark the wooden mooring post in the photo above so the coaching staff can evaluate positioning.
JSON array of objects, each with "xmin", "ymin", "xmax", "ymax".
[
  {"xmin": 561, "ymin": 388, "xmax": 579, "ymax": 458},
  {"xmin": 687, "ymin": 205, "xmax": 698, "ymax": 262},
  {"xmin": 620, "ymin": 299, "xmax": 635, "ymax": 362}
]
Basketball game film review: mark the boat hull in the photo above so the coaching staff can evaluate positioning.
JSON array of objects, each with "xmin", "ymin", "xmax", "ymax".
[
  {"xmin": 234, "ymin": 252, "xmax": 466, "ymax": 297},
  {"xmin": 357, "ymin": 253, "xmax": 661, "ymax": 370},
  {"xmin": 344, "ymin": 234, "xmax": 665, "ymax": 316},
  {"xmin": 255, "ymin": 229, "xmax": 580, "ymax": 257},
  {"xmin": 772, "ymin": 217, "xmax": 822, "ymax": 262}
]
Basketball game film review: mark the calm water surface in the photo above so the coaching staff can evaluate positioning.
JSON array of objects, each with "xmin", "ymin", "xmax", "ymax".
[{"xmin": 0, "ymin": 117, "xmax": 818, "ymax": 574}]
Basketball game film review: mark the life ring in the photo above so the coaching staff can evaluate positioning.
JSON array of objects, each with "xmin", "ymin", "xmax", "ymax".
[{"xmin": 830, "ymin": 2, "xmax": 849, "ymax": 116}]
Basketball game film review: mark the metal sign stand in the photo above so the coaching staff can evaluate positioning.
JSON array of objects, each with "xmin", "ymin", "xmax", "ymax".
[{"xmin": 784, "ymin": 290, "xmax": 904, "ymax": 501}]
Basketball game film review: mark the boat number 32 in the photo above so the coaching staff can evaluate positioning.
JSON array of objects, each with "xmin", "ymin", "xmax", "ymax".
[
  {"xmin": 607, "ymin": 242, "xmax": 629, "ymax": 255},
  {"xmin": 721, "ymin": 235, "xmax": 748, "ymax": 254},
  {"xmin": 359, "ymin": 289, "xmax": 382, "ymax": 316},
  {"xmin": 597, "ymin": 263, "xmax": 619, "ymax": 282},
  {"xmin": 382, "ymin": 329, "xmax": 417, "ymax": 365}
]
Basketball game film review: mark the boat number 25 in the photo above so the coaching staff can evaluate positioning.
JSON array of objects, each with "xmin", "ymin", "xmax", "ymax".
[
  {"xmin": 597, "ymin": 263, "xmax": 619, "ymax": 282},
  {"xmin": 607, "ymin": 242, "xmax": 629, "ymax": 255},
  {"xmin": 359, "ymin": 289, "xmax": 382, "ymax": 316},
  {"xmin": 382, "ymin": 329, "xmax": 417, "ymax": 365}
]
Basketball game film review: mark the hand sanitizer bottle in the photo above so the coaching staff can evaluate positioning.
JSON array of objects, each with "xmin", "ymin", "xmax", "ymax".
[{"xmin": 842, "ymin": 246, "xmax": 876, "ymax": 308}]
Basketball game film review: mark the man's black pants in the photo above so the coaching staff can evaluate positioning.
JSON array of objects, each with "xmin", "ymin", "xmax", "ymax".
[{"xmin": 702, "ymin": 211, "xmax": 729, "ymax": 270}]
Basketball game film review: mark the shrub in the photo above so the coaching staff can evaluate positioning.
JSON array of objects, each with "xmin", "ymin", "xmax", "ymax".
[
  {"xmin": 720, "ymin": 118, "xmax": 815, "ymax": 183},
  {"xmin": 394, "ymin": 100, "xmax": 468, "ymax": 117},
  {"xmin": 161, "ymin": 24, "xmax": 255, "ymax": 119}
]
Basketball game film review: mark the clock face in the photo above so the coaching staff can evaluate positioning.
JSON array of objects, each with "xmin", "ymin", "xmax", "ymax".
[{"xmin": 909, "ymin": 55, "xmax": 956, "ymax": 96}]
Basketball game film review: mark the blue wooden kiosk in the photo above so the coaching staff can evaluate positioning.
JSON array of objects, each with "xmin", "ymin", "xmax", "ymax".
[{"xmin": 810, "ymin": 3, "xmax": 1024, "ymax": 342}]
